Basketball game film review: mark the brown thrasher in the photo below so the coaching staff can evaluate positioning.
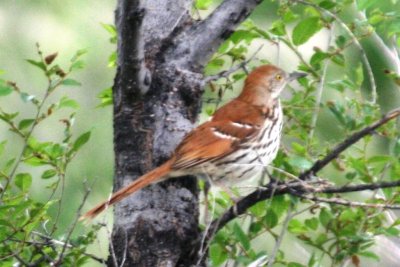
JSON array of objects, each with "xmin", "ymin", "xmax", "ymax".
[{"xmin": 81, "ymin": 64, "xmax": 305, "ymax": 220}]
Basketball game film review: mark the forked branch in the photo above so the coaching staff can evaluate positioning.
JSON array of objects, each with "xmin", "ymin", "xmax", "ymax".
[{"xmin": 204, "ymin": 107, "xmax": 400, "ymax": 244}]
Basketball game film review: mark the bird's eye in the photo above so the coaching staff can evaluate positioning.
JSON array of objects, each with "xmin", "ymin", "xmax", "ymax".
[{"xmin": 275, "ymin": 74, "xmax": 282, "ymax": 80}]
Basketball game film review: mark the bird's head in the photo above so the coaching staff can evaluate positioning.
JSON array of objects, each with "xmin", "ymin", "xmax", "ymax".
[{"xmin": 239, "ymin": 65, "xmax": 306, "ymax": 106}]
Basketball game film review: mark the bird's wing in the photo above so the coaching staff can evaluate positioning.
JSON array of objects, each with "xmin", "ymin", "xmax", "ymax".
[{"xmin": 172, "ymin": 100, "xmax": 269, "ymax": 169}]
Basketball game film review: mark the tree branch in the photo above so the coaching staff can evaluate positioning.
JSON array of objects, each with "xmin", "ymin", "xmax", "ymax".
[
  {"xmin": 299, "ymin": 107, "xmax": 400, "ymax": 180},
  {"xmin": 204, "ymin": 107, "xmax": 400, "ymax": 245},
  {"xmin": 168, "ymin": 0, "xmax": 262, "ymax": 70},
  {"xmin": 291, "ymin": 187, "xmax": 400, "ymax": 210}
]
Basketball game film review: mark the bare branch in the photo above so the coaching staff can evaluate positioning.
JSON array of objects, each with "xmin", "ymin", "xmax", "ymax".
[
  {"xmin": 55, "ymin": 181, "xmax": 92, "ymax": 265},
  {"xmin": 205, "ymin": 178, "xmax": 400, "ymax": 248},
  {"xmin": 308, "ymin": 25, "xmax": 334, "ymax": 140},
  {"xmin": 169, "ymin": 0, "xmax": 262, "ymax": 69},
  {"xmin": 267, "ymin": 206, "xmax": 293, "ymax": 267},
  {"xmin": 294, "ymin": 193, "xmax": 400, "ymax": 210}
]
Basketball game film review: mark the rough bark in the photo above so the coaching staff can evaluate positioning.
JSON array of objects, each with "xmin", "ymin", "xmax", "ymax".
[{"xmin": 110, "ymin": 0, "xmax": 262, "ymax": 266}]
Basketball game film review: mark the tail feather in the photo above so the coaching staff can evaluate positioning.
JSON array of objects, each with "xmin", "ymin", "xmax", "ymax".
[{"xmin": 80, "ymin": 159, "xmax": 173, "ymax": 220}]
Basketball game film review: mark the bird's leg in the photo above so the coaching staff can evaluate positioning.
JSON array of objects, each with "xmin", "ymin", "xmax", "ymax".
[{"xmin": 264, "ymin": 168, "xmax": 277, "ymax": 185}]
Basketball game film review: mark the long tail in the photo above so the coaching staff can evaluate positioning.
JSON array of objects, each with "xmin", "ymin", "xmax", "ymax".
[{"xmin": 80, "ymin": 159, "xmax": 173, "ymax": 220}]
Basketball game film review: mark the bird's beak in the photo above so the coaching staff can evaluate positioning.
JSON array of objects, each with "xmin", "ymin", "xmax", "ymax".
[{"xmin": 288, "ymin": 71, "xmax": 307, "ymax": 81}]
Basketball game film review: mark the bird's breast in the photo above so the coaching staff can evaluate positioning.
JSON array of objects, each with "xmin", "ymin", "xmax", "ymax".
[{"xmin": 202, "ymin": 103, "xmax": 283, "ymax": 185}]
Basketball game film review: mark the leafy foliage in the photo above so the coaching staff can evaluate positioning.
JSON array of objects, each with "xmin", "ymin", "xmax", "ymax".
[
  {"xmin": 0, "ymin": 45, "xmax": 99, "ymax": 266},
  {"xmin": 97, "ymin": 24, "xmax": 117, "ymax": 108}
]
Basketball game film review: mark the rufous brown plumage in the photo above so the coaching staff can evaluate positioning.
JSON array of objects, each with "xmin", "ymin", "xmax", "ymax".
[{"xmin": 81, "ymin": 65, "xmax": 306, "ymax": 220}]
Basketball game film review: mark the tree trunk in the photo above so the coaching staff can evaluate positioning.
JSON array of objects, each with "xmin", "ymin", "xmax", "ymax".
[{"xmin": 109, "ymin": 1, "xmax": 262, "ymax": 266}]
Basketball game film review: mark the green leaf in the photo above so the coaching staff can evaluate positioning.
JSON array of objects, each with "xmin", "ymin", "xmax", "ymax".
[
  {"xmin": 101, "ymin": 23, "xmax": 117, "ymax": 36},
  {"xmin": 288, "ymin": 219, "xmax": 308, "ymax": 234},
  {"xmin": 315, "ymin": 233, "xmax": 328, "ymax": 245},
  {"xmin": 18, "ymin": 119, "xmax": 35, "ymax": 130},
  {"xmin": 15, "ymin": 173, "xmax": 32, "ymax": 191},
  {"xmin": 310, "ymin": 51, "xmax": 329, "ymax": 68},
  {"xmin": 71, "ymin": 48, "xmax": 88, "ymax": 62},
  {"xmin": 291, "ymin": 142, "xmax": 306, "ymax": 154},
  {"xmin": 0, "ymin": 140, "xmax": 7, "ymax": 155},
  {"xmin": 20, "ymin": 92, "xmax": 36, "ymax": 103},
  {"xmin": 233, "ymin": 223, "xmax": 250, "ymax": 251},
  {"xmin": 0, "ymin": 80, "xmax": 13, "ymax": 96},
  {"xmin": 230, "ymin": 30, "xmax": 259, "ymax": 44},
  {"xmin": 308, "ymin": 252, "xmax": 317, "ymax": 267},
  {"xmin": 358, "ymin": 251, "xmax": 380, "ymax": 261},
  {"xmin": 319, "ymin": 1, "xmax": 337, "ymax": 9},
  {"xmin": 292, "ymin": 17, "xmax": 323, "ymax": 46},
  {"xmin": 270, "ymin": 20, "xmax": 286, "ymax": 36},
  {"xmin": 70, "ymin": 60, "xmax": 85, "ymax": 71},
  {"xmin": 0, "ymin": 111, "xmax": 19, "ymax": 123},
  {"xmin": 319, "ymin": 208, "xmax": 333, "ymax": 227},
  {"xmin": 335, "ymin": 35, "xmax": 347, "ymax": 48},
  {"xmin": 357, "ymin": 0, "xmax": 379, "ymax": 10},
  {"xmin": 331, "ymin": 54, "xmax": 345, "ymax": 66},
  {"xmin": 354, "ymin": 64, "xmax": 364, "ymax": 86},
  {"xmin": 26, "ymin": 59, "xmax": 46, "ymax": 71},
  {"xmin": 282, "ymin": 9, "xmax": 298, "ymax": 23},
  {"xmin": 108, "ymin": 51, "xmax": 117, "ymax": 67},
  {"xmin": 305, "ymin": 218, "xmax": 319, "ymax": 230},
  {"xmin": 210, "ymin": 243, "xmax": 227, "ymax": 266},
  {"xmin": 59, "ymin": 96, "xmax": 79, "ymax": 109},
  {"xmin": 41, "ymin": 169, "xmax": 57, "ymax": 179},
  {"xmin": 248, "ymin": 200, "xmax": 266, "ymax": 217},
  {"xmin": 271, "ymin": 195, "xmax": 289, "ymax": 218},
  {"xmin": 24, "ymin": 157, "xmax": 47, "ymax": 166},
  {"xmin": 232, "ymin": 73, "xmax": 246, "ymax": 81},
  {"xmin": 265, "ymin": 209, "xmax": 278, "ymax": 229},
  {"xmin": 288, "ymin": 155, "xmax": 313, "ymax": 170},
  {"xmin": 72, "ymin": 131, "xmax": 91, "ymax": 152},
  {"xmin": 207, "ymin": 58, "xmax": 225, "ymax": 70},
  {"xmin": 195, "ymin": 0, "xmax": 213, "ymax": 10},
  {"xmin": 384, "ymin": 226, "xmax": 400, "ymax": 236},
  {"xmin": 97, "ymin": 87, "xmax": 113, "ymax": 107},
  {"xmin": 3, "ymin": 158, "xmax": 16, "ymax": 172},
  {"xmin": 367, "ymin": 155, "xmax": 392, "ymax": 164},
  {"xmin": 217, "ymin": 41, "xmax": 230, "ymax": 54},
  {"xmin": 61, "ymin": 78, "xmax": 81, "ymax": 86},
  {"xmin": 288, "ymin": 263, "xmax": 305, "ymax": 267}
]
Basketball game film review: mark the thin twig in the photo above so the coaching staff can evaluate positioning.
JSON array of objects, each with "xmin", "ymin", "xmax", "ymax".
[
  {"xmin": 49, "ymin": 171, "xmax": 66, "ymax": 235},
  {"xmin": 107, "ymin": 224, "xmax": 119, "ymax": 267},
  {"xmin": 267, "ymin": 206, "xmax": 293, "ymax": 267},
  {"xmin": 278, "ymin": 36, "xmax": 320, "ymax": 78},
  {"xmin": 196, "ymin": 189, "xmax": 217, "ymax": 267},
  {"xmin": 26, "ymin": 232, "xmax": 107, "ymax": 264},
  {"xmin": 308, "ymin": 25, "xmax": 334, "ymax": 140},
  {"xmin": 55, "ymin": 180, "xmax": 92, "ymax": 265},
  {"xmin": 293, "ymin": 191, "xmax": 400, "ymax": 210}
]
